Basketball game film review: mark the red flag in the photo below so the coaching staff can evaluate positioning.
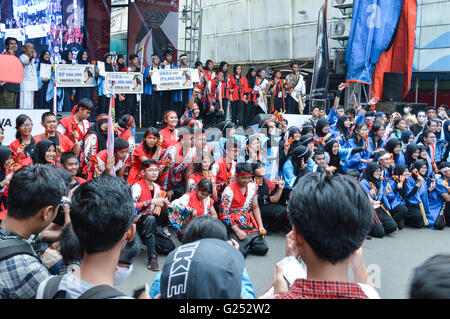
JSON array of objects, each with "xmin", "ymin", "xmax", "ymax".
[{"xmin": 371, "ymin": 0, "xmax": 417, "ymax": 100}]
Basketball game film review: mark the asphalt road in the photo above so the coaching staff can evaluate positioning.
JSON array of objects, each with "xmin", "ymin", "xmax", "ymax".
[{"xmin": 117, "ymin": 226, "xmax": 450, "ymax": 299}]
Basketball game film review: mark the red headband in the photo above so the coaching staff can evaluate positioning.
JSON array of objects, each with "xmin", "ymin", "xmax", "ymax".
[
  {"xmin": 145, "ymin": 132, "xmax": 156, "ymax": 138},
  {"xmin": 127, "ymin": 116, "xmax": 134, "ymax": 126},
  {"xmin": 164, "ymin": 112, "xmax": 177, "ymax": 120},
  {"xmin": 116, "ymin": 147, "xmax": 128, "ymax": 152},
  {"xmin": 72, "ymin": 105, "xmax": 91, "ymax": 115},
  {"xmin": 97, "ymin": 115, "xmax": 108, "ymax": 122},
  {"xmin": 235, "ymin": 172, "xmax": 252, "ymax": 177}
]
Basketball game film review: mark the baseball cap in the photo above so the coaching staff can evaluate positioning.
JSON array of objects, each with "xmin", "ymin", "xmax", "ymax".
[{"xmin": 160, "ymin": 238, "xmax": 244, "ymax": 299}]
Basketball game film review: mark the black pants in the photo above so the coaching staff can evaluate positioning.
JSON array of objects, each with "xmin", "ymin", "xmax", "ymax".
[
  {"xmin": 369, "ymin": 207, "xmax": 397, "ymax": 238},
  {"xmin": 260, "ymin": 204, "xmax": 290, "ymax": 233},
  {"xmin": 162, "ymin": 91, "xmax": 173, "ymax": 114},
  {"xmin": 228, "ymin": 230, "xmax": 269, "ymax": 258},
  {"xmin": 286, "ymin": 95, "xmax": 299, "ymax": 115},
  {"xmin": 406, "ymin": 204, "xmax": 425, "ymax": 228},
  {"xmin": 145, "ymin": 92, "xmax": 162, "ymax": 125},
  {"xmin": 98, "ymin": 95, "xmax": 110, "ymax": 115},
  {"xmin": 173, "ymin": 102, "xmax": 184, "ymax": 120},
  {"xmin": 390, "ymin": 205, "xmax": 407, "ymax": 230},
  {"xmin": 232, "ymin": 100, "xmax": 244, "ymax": 127}
]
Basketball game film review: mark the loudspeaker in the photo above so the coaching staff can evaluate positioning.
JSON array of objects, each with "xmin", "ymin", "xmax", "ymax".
[
  {"xmin": 251, "ymin": 114, "xmax": 272, "ymax": 126},
  {"xmin": 135, "ymin": 128, "xmax": 147, "ymax": 144},
  {"xmin": 334, "ymin": 49, "xmax": 347, "ymax": 75},
  {"xmin": 382, "ymin": 72, "xmax": 403, "ymax": 102}
]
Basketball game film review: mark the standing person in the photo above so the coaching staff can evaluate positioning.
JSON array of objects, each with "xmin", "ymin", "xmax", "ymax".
[
  {"xmin": 159, "ymin": 51, "xmax": 177, "ymax": 114},
  {"xmin": 74, "ymin": 50, "xmax": 94, "ymax": 117},
  {"xmin": 36, "ymin": 50, "xmax": 52, "ymax": 110},
  {"xmin": 253, "ymin": 69, "xmax": 270, "ymax": 116},
  {"xmin": 176, "ymin": 54, "xmax": 192, "ymax": 119},
  {"xmin": 410, "ymin": 111, "xmax": 427, "ymax": 136},
  {"xmin": 143, "ymin": 54, "xmax": 163, "ymax": 127},
  {"xmin": 245, "ymin": 67, "xmax": 257, "ymax": 128},
  {"xmin": 270, "ymin": 173, "xmax": 379, "ymax": 299},
  {"xmin": 230, "ymin": 64, "xmax": 248, "ymax": 128},
  {"xmin": 201, "ymin": 59, "xmax": 216, "ymax": 115},
  {"xmin": 219, "ymin": 163, "xmax": 268, "ymax": 257},
  {"xmin": 96, "ymin": 53, "xmax": 115, "ymax": 115},
  {"xmin": 0, "ymin": 37, "xmax": 20, "ymax": 109},
  {"xmin": 0, "ymin": 165, "xmax": 65, "ymax": 299},
  {"xmin": 218, "ymin": 61, "xmax": 232, "ymax": 120},
  {"xmin": 127, "ymin": 127, "xmax": 162, "ymax": 185},
  {"xmin": 57, "ymin": 98, "xmax": 93, "ymax": 143},
  {"xmin": 122, "ymin": 54, "xmax": 141, "ymax": 121},
  {"xmin": 60, "ymin": 50, "xmax": 76, "ymax": 113},
  {"xmin": 285, "ymin": 62, "xmax": 305, "ymax": 115},
  {"xmin": 19, "ymin": 42, "xmax": 38, "ymax": 109},
  {"xmin": 269, "ymin": 69, "xmax": 286, "ymax": 114}
]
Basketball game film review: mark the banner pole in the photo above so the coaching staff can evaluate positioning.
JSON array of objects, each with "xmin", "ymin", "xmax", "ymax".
[
  {"xmin": 107, "ymin": 81, "xmax": 116, "ymax": 176},
  {"xmin": 53, "ymin": 81, "xmax": 57, "ymax": 114}
]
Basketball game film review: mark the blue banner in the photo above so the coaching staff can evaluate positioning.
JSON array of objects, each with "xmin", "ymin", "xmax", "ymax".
[{"xmin": 345, "ymin": 0, "xmax": 403, "ymax": 84}]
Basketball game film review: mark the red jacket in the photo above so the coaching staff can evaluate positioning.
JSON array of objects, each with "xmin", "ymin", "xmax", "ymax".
[{"xmin": 230, "ymin": 76, "xmax": 249, "ymax": 102}]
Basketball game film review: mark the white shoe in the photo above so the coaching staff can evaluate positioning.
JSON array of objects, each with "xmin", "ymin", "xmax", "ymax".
[{"xmin": 162, "ymin": 226, "xmax": 171, "ymax": 237}]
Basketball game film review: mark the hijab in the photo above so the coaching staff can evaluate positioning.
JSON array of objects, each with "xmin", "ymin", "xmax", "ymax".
[
  {"xmin": 336, "ymin": 115, "xmax": 350, "ymax": 142},
  {"xmin": 412, "ymin": 160, "xmax": 427, "ymax": 180},
  {"xmin": 315, "ymin": 118, "xmax": 329, "ymax": 138},
  {"xmin": 324, "ymin": 139, "xmax": 340, "ymax": 170},
  {"xmin": 104, "ymin": 53, "xmax": 114, "ymax": 72},
  {"xmin": 0, "ymin": 145, "xmax": 13, "ymax": 181},
  {"xmin": 363, "ymin": 162, "xmax": 381, "ymax": 189},
  {"xmin": 83, "ymin": 114, "xmax": 109, "ymax": 153},
  {"xmin": 61, "ymin": 50, "xmax": 73, "ymax": 64},
  {"xmin": 33, "ymin": 140, "xmax": 56, "ymax": 165},
  {"xmin": 405, "ymin": 143, "xmax": 419, "ymax": 168},
  {"xmin": 246, "ymin": 67, "xmax": 256, "ymax": 89},
  {"xmin": 38, "ymin": 50, "xmax": 51, "ymax": 71},
  {"xmin": 393, "ymin": 163, "xmax": 407, "ymax": 177},
  {"xmin": 76, "ymin": 49, "xmax": 89, "ymax": 65},
  {"xmin": 401, "ymin": 131, "xmax": 414, "ymax": 146},
  {"xmin": 290, "ymin": 145, "xmax": 311, "ymax": 179},
  {"xmin": 385, "ymin": 138, "xmax": 402, "ymax": 162}
]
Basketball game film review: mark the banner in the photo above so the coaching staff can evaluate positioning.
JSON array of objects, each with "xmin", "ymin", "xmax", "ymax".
[
  {"xmin": 1, "ymin": 110, "xmax": 46, "ymax": 146},
  {"xmin": 310, "ymin": 2, "xmax": 330, "ymax": 100},
  {"xmin": 371, "ymin": 0, "xmax": 417, "ymax": 100},
  {"xmin": 345, "ymin": 0, "xmax": 403, "ymax": 84},
  {"xmin": 151, "ymin": 68, "xmax": 199, "ymax": 91},
  {"xmin": 55, "ymin": 64, "xmax": 95, "ymax": 87},
  {"xmin": 104, "ymin": 72, "xmax": 144, "ymax": 94},
  {"xmin": 128, "ymin": 0, "xmax": 179, "ymax": 69},
  {"xmin": 25, "ymin": 24, "xmax": 50, "ymax": 39}
]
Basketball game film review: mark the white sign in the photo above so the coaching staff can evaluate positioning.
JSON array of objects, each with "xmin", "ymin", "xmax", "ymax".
[
  {"xmin": 283, "ymin": 115, "xmax": 312, "ymax": 128},
  {"xmin": 151, "ymin": 68, "xmax": 199, "ymax": 91},
  {"xmin": 25, "ymin": 24, "xmax": 50, "ymax": 39},
  {"xmin": 39, "ymin": 64, "xmax": 52, "ymax": 79},
  {"xmin": 55, "ymin": 64, "xmax": 95, "ymax": 88},
  {"xmin": 104, "ymin": 72, "xmax": 143, "ymax": 94},
  {"xmin": 1, "ymin": 110, "xmax": 46, "ymax": 146},
  {"xmin": 97, "ymin": 61, "xmax": 106, "ymax": 76},
  {"xmin": 4, "ymin": 28, "xmax": 26, "ymax": 42}
]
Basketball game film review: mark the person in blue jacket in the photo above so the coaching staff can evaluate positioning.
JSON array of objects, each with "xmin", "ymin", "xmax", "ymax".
[
  {"xmin": 143, "ymin": 54, "xmax": 163, "ymax": 126},
  {"xmin": 359, "ymin": 162, "xmax": 398, "ymax": 238},
  {"xmin": 405, "ymin": 161, "xmax": 431, "ymax": 228},
  {"xmin": 385, "ymin": 138, "xmax": 406, "ymax": 171},
  {"xmin": 426, "ymin": 161, "xmax": 450, "ymax": 229},
  {"xmin": 343, "ymin": 122, "xmax": 371, "ymax": 172},
  {"xmin": 385, "ymin": 163, "xmax": 409, "ymax": 230}
]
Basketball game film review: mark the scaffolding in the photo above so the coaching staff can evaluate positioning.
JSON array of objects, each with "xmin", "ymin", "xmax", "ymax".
[{"xmin": 179, "ymin": 0, "xmax": 202, "ymax": 67}]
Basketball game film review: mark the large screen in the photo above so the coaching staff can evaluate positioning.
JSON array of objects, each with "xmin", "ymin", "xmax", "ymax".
[{"xmin": 0, "ymin": 0, "xmax": 85, "ymax": 63}]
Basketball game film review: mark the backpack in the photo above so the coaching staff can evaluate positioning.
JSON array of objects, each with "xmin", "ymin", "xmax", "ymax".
[
  {"xmin": 0, "ymin": 238, "xmax": 40, "ymax": 262},
  {"xmin": 42, "ymin": 275, "xmax": 127, "ymax": 299}
]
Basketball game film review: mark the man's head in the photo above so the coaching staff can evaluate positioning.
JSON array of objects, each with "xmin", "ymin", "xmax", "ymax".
[
  {"xmin": 178, "ymin": 126, "xmax": 194, "ymax": 148},
  {"xmin": 311, "ymin": 106, "xmax": 320, "ymax": 119},
  {"xmin": 410, "ymin": 254, "xmax": 450, "ymax": 299},
  {"xmin": 179, "ymin": 54, "xmax": 188, "ymax": 66},
  {"xmin": 5, "ymin": 37, "xmax": 18, "ymax": 53},
  {"xmin": 41, "ymin": 112, "xmax": 58, "ymax": 132},
  {"xmin": 235, "ymin": 163, "xmax": 253, "ymax": 187},
  {"xmin": 416, "ymin": 111, "xmax": 427, "ymax": 125},
  {"xmin": 288, "ymin": 173, "xmax": 372, "ymax": 264},
  {"xmin": 196, "ymin": 179, "xmax": 212, "ymax": 201},
  {"xmin": 129, "ymin": 54, "xmax": 139, "ymax": 66},
  {"xmin": 7, "ymin": 165, "xmax": 66, "ymax": 235},
  {"xmin": 23, "ymin": 42, "xmax": 34, "ymax": 56},
  {"xmin": 291, "ymin": 62, "xmax": 299, "ymax": 73},
  {"xmin": 70, "ymin": 175, "xmax": 136, "ymax": 255},
  {"xmin": 61, "ymin": 151, "xmax": 79, "ymax": 177},
  {"xmin": 377, "ymin": 151, "xmax": 392, "ymax": 169},
  {"xmin": 422, "ymin": 129, "xmax": 436, "ymax": 146},
  {"xmin": 141, "ymin": 159, "xmax": 159, "ymax": 182},
  {"xmin": 73, "ymin": 98, "xmax": 94, "ymax": 119},
  {"xmin": 160, "ymin": 238, "xmax": 244, "ymax": 299},
  {"xmin": 164, "ymin": 50, "xmax": 173, "ymax": 62},
  {"xmin": 313, "ymin": 149, "xmax": 325, "ymax": 167},
  {"xmin": 114, "ymin": 137, "xmax": 130, "ymax": 162},
  {"xmin": 151, "ymin": 54, "xmax": 160, "ymax": 65}
]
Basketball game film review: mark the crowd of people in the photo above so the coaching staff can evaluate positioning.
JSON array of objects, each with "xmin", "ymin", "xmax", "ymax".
[{"xmin": 1, "ymin": 35, "xmax": 450, "ymax": 300}]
